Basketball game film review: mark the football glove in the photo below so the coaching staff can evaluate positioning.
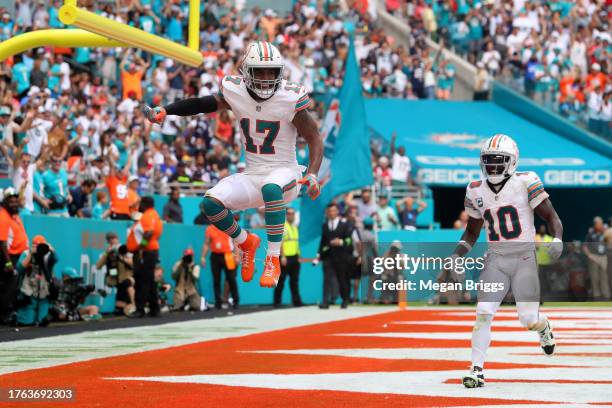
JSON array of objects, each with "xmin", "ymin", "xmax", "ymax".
[
  {"xmin": 143, "ymin": 105, "xmax": 167, "ymax": 124},
  {"xmin": 298, "ymin": 173, "xmax": 321, "ymax": 200},
  {"xmin": 546, "ymin": 237, "xmax": 563, "ymax": 261}
]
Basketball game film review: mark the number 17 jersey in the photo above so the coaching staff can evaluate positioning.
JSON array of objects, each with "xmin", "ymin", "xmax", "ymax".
[
  {"xmin": 219, "ymin": 76, "xmax": 311, "ymax": 174},
  {"xmin": 464, "ymin": 172, "xmax": 549, "ymax": 254}
]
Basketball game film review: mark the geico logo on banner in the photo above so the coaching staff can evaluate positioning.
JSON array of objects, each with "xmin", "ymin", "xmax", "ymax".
[
  {"xmin": 417, "ymin": 168, "xmax": 482, "ymax": 184},
  {"xmin": 415, "ymin": 156, "xmax": 586, "ymax": 166},
  {"xmin": 544, "ymin": 170, "xmax": 611, "ymax": 186},
  {"xmin": 417, "ymin": 168, "xmax": 611, "ymax": 186}
]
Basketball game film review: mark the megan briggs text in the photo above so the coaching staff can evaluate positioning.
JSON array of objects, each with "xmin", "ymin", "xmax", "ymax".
[{"xmin": 372, "ymin": 279, "xmax": 505, "ymax": 293}]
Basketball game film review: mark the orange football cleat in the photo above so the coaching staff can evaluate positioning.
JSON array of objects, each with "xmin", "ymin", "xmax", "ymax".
[
  {"xmin": 260, "ymin": 255, "xmax": 281, "ymax": 288},
  {"xmin": 239, "ymin": 233, "xmax": 260, "ymax": 282}
]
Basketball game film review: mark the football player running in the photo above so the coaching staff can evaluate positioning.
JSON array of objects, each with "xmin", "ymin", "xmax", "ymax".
[
  {"xmin": 449, "ymin": 134, "xmax": 563, "ymax": 388},
  {"xmin": 144, "ymin": 41, "xmax": 323, "ymax": 288}
]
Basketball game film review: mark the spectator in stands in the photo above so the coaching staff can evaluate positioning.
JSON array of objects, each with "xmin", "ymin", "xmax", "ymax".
[
  {"xmin": 163, "ymin": 186, "xmax": 183, "ymax": 224},
  {"xmin": 396, "ymin": 197, "xmax": 427, "ymax": 230},
  {"xmin": 390, "ymin": 132, "xmax": 412, "ymax": 188},
  {"xmin": 587, "ymin": 85, "xmax": 605, "ymax": 135},
  {"xmin": 0, "ymin": 12, "xmax": 16, "ymax": 42},
  {"xmin": 349, "ymin": 188, "xmax": 378, "ymax": 220},
  {"xmin": 68, "ymin": 179, "xmax": 96, "ymax": 218},
  {"xmin": 96, "ymin": 232, "xmax": 135, "ymax": 316},
  {"xmin": 105, "ymin": 155, "xmax": 133, "ymax": 220},
  {"xmin": 47, "ymin": 116, "xmax": 70, "ymax": 159},
  {"xmin": 201, "ymin": 223, "xmax": 239, "ymax": 310},
  {"xmin": 11, "ymin": 54, "xmax": 30, "ymax": 99},
  {"xmin": 1, "ymin": 106, "xmax": 34, "ymax": 152},
  {"xmin": 11, "ymin": 147, "xmax": 37, "ymax": 214},
  {"xmin": 214, "ymin": 109, "xmax": 234, "ymax": 146},
  {"xmin": 375, "ymin": 195, "xmax": 399, "ymax": 230},
  {"xmin": 374, "ymin": 156, "xmax": 392, "ymax": 185},
  {"xmin": 473, "ymin": 62, "xmax": 490, "ymax": 101},
  {"xmin": 42, "ymin": 156, "xmax": 70, "ymax": 217},
  {"xmin": 172, "ymin": 248, "xmax": 205, "ymax": 311},
  {"xmin": 169, "ymin": 161, "xmax": 192, "ymax": 187},
  {"xmin": 120, "ymin": 55, "xmax": 148, "ymax": 101},
  {"xmin": 92, "ymin": 191, "xmax": 110, "ymax": 220},
  {"xmin": 0, "ymin": 188, "xmax": 29, "ymax": 325},
  {"xmin": 480, "ymin": 41, "xmax": 501, "ymax": 77},
  {"xmin": 583, "ymin": 216, "xmax": 609, "ymax": 300}
]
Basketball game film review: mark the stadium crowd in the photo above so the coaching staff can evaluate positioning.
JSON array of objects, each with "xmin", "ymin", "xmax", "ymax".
[
  {"xmin": 0, "ymin": 0, "xmax": 441, "ymax": 223},
  {"xmin": 386, "ymin": 0, "xmax": 611, "ymax": 138}
]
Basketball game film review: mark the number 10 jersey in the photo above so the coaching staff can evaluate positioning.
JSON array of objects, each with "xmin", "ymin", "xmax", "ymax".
[
  {"xmin": 464, "ymin": 172, "xmax": 549, "ymax": 254},
  {"xmin": 219, "ymin": 76, "xmax": 311, "ymax": 175}
]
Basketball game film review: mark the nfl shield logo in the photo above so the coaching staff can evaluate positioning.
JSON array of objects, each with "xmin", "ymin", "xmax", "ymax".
[
  {"xmin": 476, "ymin": 198, "xmax": 483, "ymax": 207},
  {"xmin": 256, "ymin": 106, "xmax": 261, "ymax": 112}
]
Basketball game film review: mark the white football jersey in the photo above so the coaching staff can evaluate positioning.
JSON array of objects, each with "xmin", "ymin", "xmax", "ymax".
[
  {"xmin": 464, "ymin": 171, "xmax": 549, "ymax": 254},
  {"xmin": 219, "ymin": 76, "xmax": 311, "ymax": 174}
]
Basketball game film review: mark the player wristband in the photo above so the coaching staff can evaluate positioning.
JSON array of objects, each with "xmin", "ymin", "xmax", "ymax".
[
  {"xmin": 458, "ymin": 240, "xmax": 472, "ymax": 253},
  {"xmin": 5, "ymin": 261, "xmax": 12, "ymax": 267}
]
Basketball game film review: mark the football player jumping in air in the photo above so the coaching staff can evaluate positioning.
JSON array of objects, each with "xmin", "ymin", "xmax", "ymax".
[
  {"xmin": 144, "ymin": 41, "xmax": 323, "ymax": 288},
  {"xmin": 449, "ymin": 134, "xmax": 563, "ymax": 388}
]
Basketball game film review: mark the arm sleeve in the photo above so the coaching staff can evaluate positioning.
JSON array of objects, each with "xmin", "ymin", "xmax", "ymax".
[
  {"xmin": 164, "ymin": 96, "xmax": 218, "ymax": 116},
  {"xmin": 525, "ymin": 172, "xmax": 549, "ymax": 209},
  {"xmin": 464, "ymin": 186, "xmax": 482, "ymax": 219},
  {"xmin": 289, "ymin": 86, "xmax": 311, "ymax": 121}
]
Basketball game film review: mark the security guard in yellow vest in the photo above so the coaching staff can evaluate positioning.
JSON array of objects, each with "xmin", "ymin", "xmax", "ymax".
[
  {"xmin": 535, "ymin": 225, "xmax": 554, "ymax": 298},
  {"xmin": 274, "ymin": 208, "xmax": 303, "ymax": 307}
]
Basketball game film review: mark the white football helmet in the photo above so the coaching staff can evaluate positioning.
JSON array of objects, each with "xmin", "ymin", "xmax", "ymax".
[
  {"xmin": 480, "ymin": 134, "xmax": 519, "ymax": 184},
  {"xmin": 240, "ymin": 41, "xmax": 284, "ymax": 99}
]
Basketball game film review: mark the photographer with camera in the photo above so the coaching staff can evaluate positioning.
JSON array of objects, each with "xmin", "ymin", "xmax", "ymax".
[
  {"xmin": 15, "ymin": 235, "xmax": 56, "ymax": 326},
  {"xmin": 42, "ymin": 155, "xmax": 72, "ymax": 217},
  {"xmin": 155, "ymin": 265, "xmax": 172, "ymax": 313},
  {"xmin": 172, "ymin": 248, "xmax": 206, "ymax": 311},
  {"xmin": 0, "ymin": 188, "xmax": 29, "ymax": 325},
  {"xmin": 96, "ymin": 232, "xmax": 135, "ymax": 316},
  {"xmin": 51, "ymin": 267, "xmax": 102, "ymax": 322}
]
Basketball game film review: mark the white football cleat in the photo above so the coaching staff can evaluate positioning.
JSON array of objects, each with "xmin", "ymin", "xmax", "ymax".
[
  {"xmin": 539, "ymin": 320, "xmax": 556, "ymax": 356},
  {"xmin": 462, "ymin": 366, "xmax": 485, "ymax": 388}
]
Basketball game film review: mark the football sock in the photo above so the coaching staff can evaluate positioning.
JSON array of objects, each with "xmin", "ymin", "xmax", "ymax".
[
  {"xmin": 262, "ymin": 183, "xmax": 285, "ymax": 256},
  {"xmin": 530, "ymin": 316, "xmax": 548, "ymax": 333},
  {"xmin": 472, "ymin": 313, "xmax": 493, "ymax": 368},
  {"xmin": 235, "ymin": 230, "xmax": 247, "ymax": 245},
  {"xmin": 201, "ymin": 196, "xmax": 244, "ymax": 240}
]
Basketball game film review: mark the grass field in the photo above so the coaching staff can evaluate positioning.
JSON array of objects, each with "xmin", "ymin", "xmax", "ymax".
[{"xmin": 1, "ymin": 304, "xmax": 611, "ymax": 407}]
